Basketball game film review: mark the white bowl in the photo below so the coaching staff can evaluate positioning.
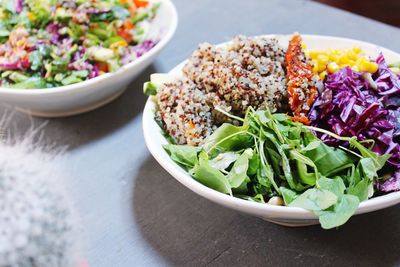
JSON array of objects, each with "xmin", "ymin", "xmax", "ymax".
[
  {"xmin": 0, "ymin": 0, "xmax": 178, "ymax": 117},
  {"xmin": 143, "ymin": 34, "xmax": 400, "ymax": 227}
]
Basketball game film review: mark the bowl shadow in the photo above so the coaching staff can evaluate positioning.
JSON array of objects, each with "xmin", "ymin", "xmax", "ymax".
[
  {"xmin": 0, "ymin": 64, "xmax": 158, "ymax": 150},
  {"xmin": 132, "ymin": 156, "xmax": 400, "ymax": 266}
]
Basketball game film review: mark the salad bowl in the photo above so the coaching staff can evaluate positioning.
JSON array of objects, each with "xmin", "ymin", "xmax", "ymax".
[
  {"xmin": 0, "ymin": 0, "xmax": 177, "ymax": 117},
  {"xmin": 143, "ymin": 34, "xmax": 400, "ymax": 227}
]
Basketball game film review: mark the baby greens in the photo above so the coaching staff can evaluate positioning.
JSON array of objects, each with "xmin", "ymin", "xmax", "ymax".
[{"xmin": 163, "ymin": 108, "xmax": 389, "ymax": 229}]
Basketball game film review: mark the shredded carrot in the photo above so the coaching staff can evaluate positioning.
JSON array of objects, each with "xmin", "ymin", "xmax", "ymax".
[
  {"xmin": 189, "ymin": 119, "xmax": 195, "ymax": 129},
  {"xmin": 124, "ymin": 19, "xmax": 134, "ymax": 30},
  {"xmin": 133, "ymin": 0, "xmax": 149, "ymax": 8}
]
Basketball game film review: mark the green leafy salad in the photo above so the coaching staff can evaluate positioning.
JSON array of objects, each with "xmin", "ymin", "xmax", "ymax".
[{"xmin": 162, "ymin": 108, "xmax": 388, "ymax": 229}]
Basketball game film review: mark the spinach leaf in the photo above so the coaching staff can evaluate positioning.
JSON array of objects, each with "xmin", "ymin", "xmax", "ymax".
[
  {"xmin": 316, "ymin": 195, "xmax": 359, "ymax": 229},
  {"xmin": 163, "ymin": 144, "xmax": 201, "ymax": 169}
]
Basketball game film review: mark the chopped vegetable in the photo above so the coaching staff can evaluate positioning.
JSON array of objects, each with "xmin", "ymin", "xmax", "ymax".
[
  {"xmin": 306, "ymin": 47, "xmax": 379, "ymax": 76},
  {"xmin": 0, "ymin": 0, "xmax": 160, "ymax": 89},
  {"xmin": 310, "ymin": 53, "xmax": 400, "ymax": 192},
  {"xmin": 285, "ymin": 33, "xmax": 318, "ymax": 124}
]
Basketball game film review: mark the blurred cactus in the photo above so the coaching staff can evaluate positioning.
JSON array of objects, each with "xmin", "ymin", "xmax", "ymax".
[{"xmin": 0, "ymin": 125, "xmax": 78, "ymax": 267}]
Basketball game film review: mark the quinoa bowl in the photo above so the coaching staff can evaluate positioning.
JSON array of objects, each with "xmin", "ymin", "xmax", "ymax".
[
  {"xmin": 0, "ymin": 0, "xmax": 177, "ymax": 117},
  {"xmin": 143, "ymin": 34, "xmax": 400, "ymax": 228}
]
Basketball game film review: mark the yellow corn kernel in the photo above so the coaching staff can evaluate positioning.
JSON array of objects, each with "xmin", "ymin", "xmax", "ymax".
[
  {"xmin": 352, "ymin": 65, "xmax": 359, "ymax": 72},
  {"xmin": 110, "ymin": 40, "xmax": 128, "ymax": 49},
  {"xmin": 357, "ymin": 58, "xmax": 371, "ymax": 72},
  {"xmin": 301, "ymin": 43, "xmax": 307, "ymax": 50},
  {"xmin": 339, "ymin": 55, "xmax": 351, "ymax": 65},
  {"xmin": 352, "ymin": 47, "xmax": 362, "ymax": 54},
  {"xmin": 308, "ymin": 51, "xmax": 319, "ymax": 59},
  {"xmin": 346, "ymin": 50, "xmax": 359, "ymax": 60},
  {"xmin": 317, "ymin": 54, "xmax": 329, "ymax": 65},
  {"xmin": 312, "ymin": 61, "xmax": 319, "ymax": 74},
  {"xmin": 327, "ymin": 62, "xmax": 340, "ymax": 73},
  {"xmin": 318, "ymin": 62, "xmax": 327, "ymax": 72},
  {"xmin": 319, "ymin": 70, "xmax": 327, "ymax": 80},
  {"xmin": 368, "ymin": 62, "xmax": 378, "ymax": 73},
  {"xmin": 28, "ymin": 12, "xmax": 36, "ymax": 21}
]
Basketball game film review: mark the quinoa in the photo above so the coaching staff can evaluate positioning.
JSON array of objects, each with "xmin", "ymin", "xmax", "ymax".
[
  {"xmin": 156, "ymin": 78, "xmax": 218, "ymax": 146},
  {"xmin": 183, "ymin": 35, "xmax": 287, "ymax": 115},
  {"xmin": 156, "ymin": 35, "xmax": 288, "ymax": 145}
]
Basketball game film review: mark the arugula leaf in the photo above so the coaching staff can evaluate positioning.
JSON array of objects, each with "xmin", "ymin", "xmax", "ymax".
[
  {"xmin": 247, "ymin": 151, "xmax": 260, "ymax": 176},
  {"xmin": 289, "ymin": 188, "xmax": 338, "ymax": 211},
  {"xmin": 303, "ymin": 140, "xmax": 355, "ymax": 176},
  {"xmin": 359, "ymin": 158, "xmax": 378, "ymax": 181},
  {"xmin": 203, "ymin": 123, "xmax": 252, "ymax": 156},
  {"xmin": 316, "ymin": 195, "xmax": 359, "ymax": 229},
  {"xmin": 347, "ymin": 178, "xmax": 369, "ymax": 201},
  {"xmin": 209, "ymin": 151, "xmax": 239, "ymax": 171},
  {"xmin": 190, "ymin": 159, "xmax": 232, "ymax": 195},
  {"xmin": 163, "ymin": 144, "xmax": 201, "ymax": 169},
  {"xmin": 348, "ymin": 138, "xmax": 390, "ymax": 170},
  {"xmin": 290, "ymin": 149, "xmax": 318, "ymax": 185},
  {"xmin": 227, "ymin": 150, "xmax": 251, "ymax": 188},
  {"xmin": 317, "ymin": 177, "xmax": 346, "ymax": 198},
  {"xmin": 237, "ymin": 194, "xmax": 265, "ymax": 203},
  {"xmin": 280, "ymin": 187, "xmax": 298, "ymax": 205}
]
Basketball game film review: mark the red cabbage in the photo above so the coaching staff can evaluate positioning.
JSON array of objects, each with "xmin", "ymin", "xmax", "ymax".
[
  {"xmin": 16, "ymin": 0, "xmax": 23, "ymax": 13},
  {"xmin": 0, "ymin": 59, "xmax": 30, "ymax": 70},
  {"xmin": 310, "ymin": 55, "xmax": 400, "ymax": 192},
  {"xmin": 132, "ymin": 39, "xmax": 156, "ymax": 57}
]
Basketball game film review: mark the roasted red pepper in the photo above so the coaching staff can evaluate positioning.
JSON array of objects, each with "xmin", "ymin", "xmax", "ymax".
[{"xmin": 285, "ymin": 33, "xmax": 318, "ymax": 125}]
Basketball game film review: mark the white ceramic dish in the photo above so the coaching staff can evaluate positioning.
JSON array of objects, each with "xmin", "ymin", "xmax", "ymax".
[
  {"xmin": 0, "ymin": 0, "xmax": 178, "ymax": 117},
  {"xmin": 143, "ymin": 35, "xmax": 400, "ymax": 227}
]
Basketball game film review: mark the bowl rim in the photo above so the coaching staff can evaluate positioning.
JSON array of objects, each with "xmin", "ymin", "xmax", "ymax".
[
  {"xmin": 143, "ymin": 34, "xmax": 400, "ymax": 219},
  {"xmin": 0, "ymin": 0, "xmax": 178, "ymax": 95}
]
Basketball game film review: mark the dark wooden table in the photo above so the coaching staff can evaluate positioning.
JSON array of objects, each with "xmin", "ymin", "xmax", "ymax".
[{"xmin": 7, "ymin": 0, "xmax": 400, "ymax": 266}]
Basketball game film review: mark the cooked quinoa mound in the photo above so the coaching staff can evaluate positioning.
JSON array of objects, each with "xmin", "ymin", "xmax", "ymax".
[{"xmin": 156, "ymin": 35, "xmax": 288, "ymax": 146}]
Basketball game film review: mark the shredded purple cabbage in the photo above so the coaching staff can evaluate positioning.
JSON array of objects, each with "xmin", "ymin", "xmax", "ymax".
[
  {"xmin": 16, "ymin": 0, "xmax": 23, "ymax": 13},
  {"xmin": 46, "ymin": 23, "xmax": 61, "ymax": 45},
  {"xmin": 132, "ymin": 39, "xmax": 156, "ymax": 57},
  {"xmin": 310, "ymin": 54, "xmax": 400, "ymax": 192}
]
